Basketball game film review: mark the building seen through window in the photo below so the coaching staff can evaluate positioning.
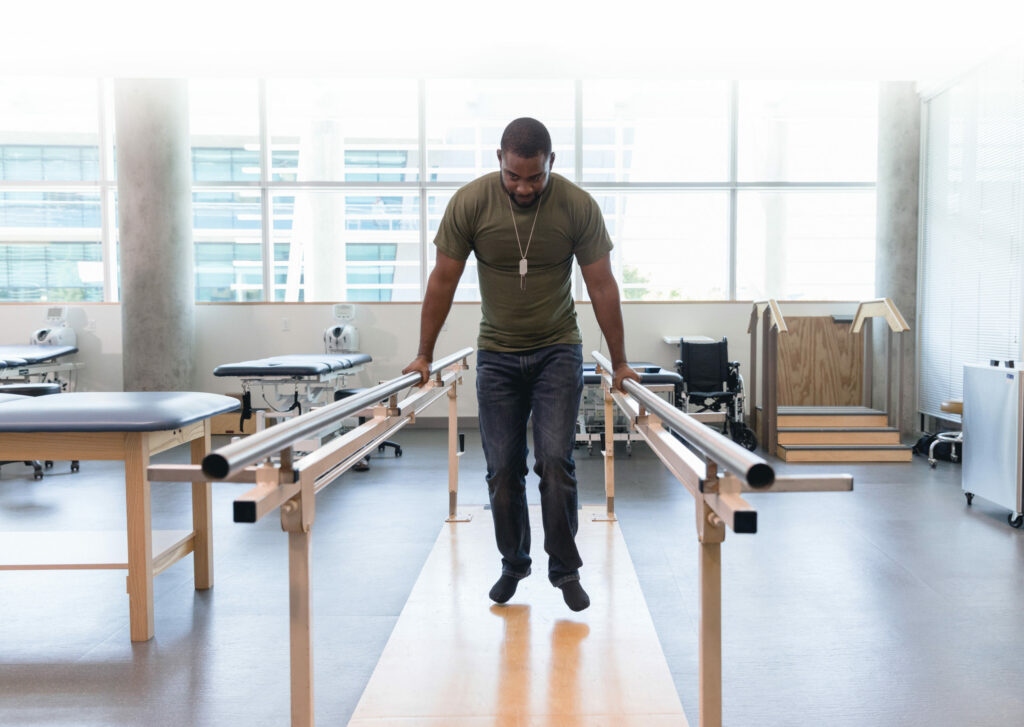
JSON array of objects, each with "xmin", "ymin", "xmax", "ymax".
[{"xmin": 1, "ymin": 79, "xmax": 879, "ymax": 303}]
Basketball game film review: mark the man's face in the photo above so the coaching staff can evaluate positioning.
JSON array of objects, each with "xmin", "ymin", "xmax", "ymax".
[{"xmin": 497, "ymin": 150, "xmax": 555, "ymax": 208}]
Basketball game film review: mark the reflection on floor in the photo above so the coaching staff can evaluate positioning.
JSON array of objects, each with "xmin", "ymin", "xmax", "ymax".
[
  {"xmin": 348, "ymin": 505, "xmax": 687, "ymax": 726},
  {"xmin": 1, "ymin": 429, "xmax": 1023, "ymax": 725}
]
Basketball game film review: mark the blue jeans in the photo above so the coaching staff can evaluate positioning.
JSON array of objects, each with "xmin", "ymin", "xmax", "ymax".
[{"xmin": 476, "ymin": 344, "xmax": 585, "ymax": 587}]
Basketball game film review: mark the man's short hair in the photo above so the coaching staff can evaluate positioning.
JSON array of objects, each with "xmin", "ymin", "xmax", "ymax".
[{"xmin": 500, "ymin": 118, "xmax": 552, "ymax": 159}]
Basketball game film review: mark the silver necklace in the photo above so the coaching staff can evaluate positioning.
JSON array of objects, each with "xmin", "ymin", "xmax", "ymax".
[{"xmin": 508, "ymin": 192, "xmax": 543, "ymax": 291}]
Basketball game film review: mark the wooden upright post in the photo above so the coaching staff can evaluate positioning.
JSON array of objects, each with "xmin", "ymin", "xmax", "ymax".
[
  {"xmin": 603, "ymin": 380, "xmax": 616, "ymax": 519},
  {"xmin": 696, "ymin": 486, "xmax": 726, "ymax": 727},
  {"xmin": 288, "ymin": 525, "xmax": 314, "ymax": 727}
]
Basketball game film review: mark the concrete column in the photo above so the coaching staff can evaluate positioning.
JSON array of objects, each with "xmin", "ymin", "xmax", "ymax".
[
  {"xmin": 115, "ymin": 79, "xmax": 195, "ymax": 391},
  {"xmin": 874, "ymin": 82, "xmax": 921, "ymax": 438}
]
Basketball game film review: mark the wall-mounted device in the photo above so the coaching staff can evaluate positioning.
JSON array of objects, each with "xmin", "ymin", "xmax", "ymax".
[
  {"xmin": 333, "ymin": 303, "xmax": 355, "ymax": 321},
  {"xmin": 324, "ymin": 324, "xmax": 359, "ymax": 353},
  {"xmin": 31, "ymin": 306, "xmax": 77, "ymax": 347}
]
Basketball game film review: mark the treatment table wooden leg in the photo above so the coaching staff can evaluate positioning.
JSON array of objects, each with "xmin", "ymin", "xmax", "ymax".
[
  {"xmin": 191, "ymin": 423, "xmax": 214, "ymax": 590},
  {"xmin": 125, "ymin": 432, "xmax": 155, "ymax": 642}
]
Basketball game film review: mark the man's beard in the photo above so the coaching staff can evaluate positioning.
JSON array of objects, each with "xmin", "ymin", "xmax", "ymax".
[{"xmin": 500, "ymin": 178, "xmax": 540, "ymax": 208}]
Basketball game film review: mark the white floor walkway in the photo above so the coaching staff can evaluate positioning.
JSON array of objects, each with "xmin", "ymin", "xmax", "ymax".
[{"xmin": 348, "ymin": 505, "xmax": 688, "ymax": 726}]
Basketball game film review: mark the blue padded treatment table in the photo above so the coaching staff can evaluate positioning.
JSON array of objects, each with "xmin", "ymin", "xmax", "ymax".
[
  {"xmin": 0, "ymin": 344, "xmax": 77, "ymax": 365},
  {"xmin": 213, "ymin": 353, "xmax": 371, "ymax": 378},
  {"xmin": 0, "ymin": 344, "xmax": 81, "ymax": 392},
  {"xmin": 0, "ymin": 391, "xmax": 240, "ymax": 642},
  {"xmin": 583, "ymin": 362, "xmax": 682, "ymax": 387},
  {"xmin": 214, "ymin": 353, "xmax": 373, "ymax": 426}
]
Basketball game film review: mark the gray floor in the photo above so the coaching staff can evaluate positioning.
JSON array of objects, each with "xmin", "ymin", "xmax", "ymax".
[{"xmin": 1, "ymin": 430, "xmax": 1023, "ymax": 726}]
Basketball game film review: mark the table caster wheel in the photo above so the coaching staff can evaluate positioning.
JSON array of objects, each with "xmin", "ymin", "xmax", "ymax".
[
  {"xmin": 965, "ymin": 492, "xmax": 974, "ymax": 505},
  {"xmin": 1009, "ymin": 513, "xmax": 1023, "ymax": 528}
]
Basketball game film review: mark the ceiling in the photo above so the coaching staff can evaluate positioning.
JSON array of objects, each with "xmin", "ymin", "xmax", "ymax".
[{"xmin": 2, "ymin": 0, "xmax": 1020, "ymax": 85}]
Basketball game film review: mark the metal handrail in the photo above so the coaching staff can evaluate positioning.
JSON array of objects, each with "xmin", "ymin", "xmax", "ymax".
[
  {"xmin": 203, "ymin": 347, "xmax": 474, "ymax": 479},
  {"xmin": 592, "ymin": 351, "xmax": 774, "ymax": 488}
]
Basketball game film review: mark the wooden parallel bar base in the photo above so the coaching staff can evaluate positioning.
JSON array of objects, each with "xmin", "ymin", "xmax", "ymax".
[{"xmin": 347, "ymin": 505, "xmax": 688, "ymax": 726}]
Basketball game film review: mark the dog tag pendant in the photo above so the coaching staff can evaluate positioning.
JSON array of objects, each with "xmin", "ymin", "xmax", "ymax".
[{"xmin": 519, "ymin": 258, "xmax": 528, "ymax": 276}]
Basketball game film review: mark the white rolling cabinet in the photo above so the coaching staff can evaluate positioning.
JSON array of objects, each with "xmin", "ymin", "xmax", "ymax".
[{"xmin": 962, "ymin": 363, "xmax": 1024, "ymax": 527}]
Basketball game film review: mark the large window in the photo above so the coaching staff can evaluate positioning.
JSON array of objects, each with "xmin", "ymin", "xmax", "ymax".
[
  {"xmin": 0, "ymin": 78, "xmax": 106, "ymax": 302},
  {"xmin": 1, "ymin": 78, "xmax": 879, "ymax": 303}
]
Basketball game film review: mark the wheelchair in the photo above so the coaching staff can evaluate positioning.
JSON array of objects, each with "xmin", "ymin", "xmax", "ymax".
[{"xmin": 674, "ymin": 337, "xmax": 758, "ymax": 451}]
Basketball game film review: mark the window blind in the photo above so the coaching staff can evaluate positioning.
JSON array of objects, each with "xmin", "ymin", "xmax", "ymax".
[{"xmin": 919, "ymin": 46, "xmax": 1024, "ymax": 420}]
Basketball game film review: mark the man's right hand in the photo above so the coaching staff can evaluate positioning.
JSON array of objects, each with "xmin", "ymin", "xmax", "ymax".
[{"xmin": 402, "ymin": 355, "xmax": 432, "ymax": 386}]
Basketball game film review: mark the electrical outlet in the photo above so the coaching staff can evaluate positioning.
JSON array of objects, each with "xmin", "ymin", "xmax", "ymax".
[
  {"xmin": 281, "ymin": 317, "xmax": 290, "ymax": 331},
  {"xmin": 86, "ymin": 319, "xmax": 97, "ymax": 332}
]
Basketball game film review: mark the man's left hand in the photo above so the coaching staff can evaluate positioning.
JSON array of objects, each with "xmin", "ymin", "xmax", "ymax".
[{"xmin": 612, "ymin": 363, "xmax": 641, "ymax": 392}]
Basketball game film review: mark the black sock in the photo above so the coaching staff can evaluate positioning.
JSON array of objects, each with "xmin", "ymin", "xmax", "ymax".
[
  {"xmin": 489, "ymin": 574, "xmax": 520, "ymax": 604},
  {"xmin": 558, "ymin": 580, "xmax": 590, "ymax": 612}
]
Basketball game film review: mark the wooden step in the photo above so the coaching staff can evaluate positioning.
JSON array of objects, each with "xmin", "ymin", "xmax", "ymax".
[
  {"xmin": 776, "ymin": 406, "xmax": 889, "ymax": 429},
  {"xmin": 777, "ymin": 427, "xmax": 901, "ymax": 445},
  {"xmin": 776, "ymin": 444, "xmax": 913, "ymax": 463}
]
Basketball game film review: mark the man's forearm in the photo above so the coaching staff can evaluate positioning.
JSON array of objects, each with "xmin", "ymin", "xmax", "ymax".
[
  {"xmin": 417, "ymin": 274, "xmax": 458, "ymax": 359},
  {"xmin": 590, "ymin": 281, "xmax": 628, "ymax": 367}
]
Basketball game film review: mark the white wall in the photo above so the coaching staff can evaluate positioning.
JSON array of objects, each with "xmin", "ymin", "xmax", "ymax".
[{"xmin": 0, "ymin": 301, "xmax": 860, "ymax": 418}]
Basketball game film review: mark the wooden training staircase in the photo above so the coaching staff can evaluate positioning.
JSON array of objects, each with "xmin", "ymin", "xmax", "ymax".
[
  {"xmin": 774, "ymin": 406, "xmax": 911, "ymax": 462},
  {"xmin": 750, "ymin": 299, "xmax": 913, "ymax": 463}
]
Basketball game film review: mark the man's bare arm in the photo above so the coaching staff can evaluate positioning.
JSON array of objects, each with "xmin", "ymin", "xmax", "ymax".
[
  {"xmin": 402, "ymin": 250, "xmax": 466, "ymax": 384},
  {"xmin": 580, "ymin": 254, "xmax": 640, "ymax": 391}
]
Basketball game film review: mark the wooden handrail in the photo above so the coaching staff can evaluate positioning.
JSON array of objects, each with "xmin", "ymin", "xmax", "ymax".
[
  {"xmin": 748, "ymin": 299, "xmax": 788, "ymax": 334},
  {"xmin": 850, "ymin": 298, "xmax": 910, "ymax": 333}
]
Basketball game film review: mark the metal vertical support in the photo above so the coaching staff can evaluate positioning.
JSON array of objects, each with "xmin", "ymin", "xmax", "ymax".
[
  {"xmin": 97, "ymin": 78, "xmax": 118, "ymax": 303},
  {"xmin": 862, "ymin": 317, "xmax": 874, "ymax": 408},
  {"xmin": 446, "ymin": 381, "xmax": 470, "ymax": 522},
  {"xmin": 417, "ymin": 79, "xmax": 429, "ymax": 299},
  {"xmin": 258, "ymin": 78, "xmax": 273, "ymax": 302},
  {"xmin": 727, "ymin": 81, "xmax": 739, "ymax": 301},
  {"xmin": 696, "ymin": 463, "xmax": 725, "ymax": 727}
]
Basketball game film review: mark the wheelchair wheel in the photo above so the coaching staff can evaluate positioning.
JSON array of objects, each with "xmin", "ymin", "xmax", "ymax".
[{"xmin": 729, "ymin": 422, "xmax": 758, "ymax": 452}]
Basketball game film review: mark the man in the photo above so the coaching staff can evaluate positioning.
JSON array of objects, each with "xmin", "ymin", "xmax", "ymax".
[{"xmin": 402, "ymin": 117, "xmax": 638, "ymax": 612}]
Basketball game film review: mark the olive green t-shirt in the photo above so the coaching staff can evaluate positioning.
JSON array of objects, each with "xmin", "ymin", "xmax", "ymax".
[{"xmin": 434, "ymin": 172, "xmax": 613, "ymax": 352}]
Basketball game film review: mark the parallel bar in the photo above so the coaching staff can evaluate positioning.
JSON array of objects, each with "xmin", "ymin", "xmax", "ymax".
[
  {"xmin": 593, "ymin": 351, "xmax": 773, "ymax": 488},
  {"xmin": 204, "ymin": 348, "xmax": 472, "ymax": 479}
]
